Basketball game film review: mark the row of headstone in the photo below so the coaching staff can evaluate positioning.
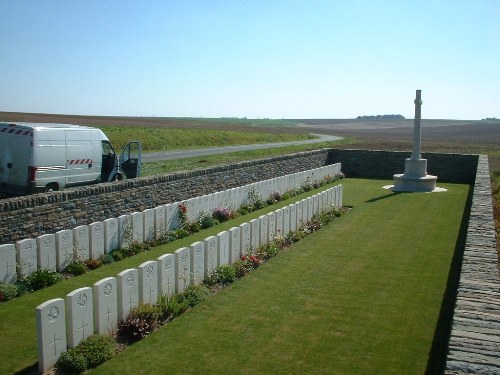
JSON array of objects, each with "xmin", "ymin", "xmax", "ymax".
[
  {"xmin": 1, "ymin": 163, "xmax": 341, "ymax": 283},
  {"xmin": 36, "ymin": 184, "xmax": 342, "ymax": 372}
]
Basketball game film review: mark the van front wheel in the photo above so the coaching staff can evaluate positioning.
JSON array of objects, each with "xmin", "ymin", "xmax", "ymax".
[{"xmin": 45, "ymin": 183, "xmax": 59, "ymax": 192}]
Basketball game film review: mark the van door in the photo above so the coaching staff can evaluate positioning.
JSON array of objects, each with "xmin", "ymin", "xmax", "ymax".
[
  {"xmin": 119, "ymin": 141, "xmax": 142, "ymax": 179},
  {"xmin": 65, "ymin": 130, "xmax": 100, "ymax": 186}
]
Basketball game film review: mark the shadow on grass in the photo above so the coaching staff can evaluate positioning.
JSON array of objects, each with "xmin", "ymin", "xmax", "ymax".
[
  {"xmin": 365, "ymin": 191, "xmax": 402, "ymax": 203},
  {"xmin": 424, "ymin": 184, "xmax": 473, "ymax": 375}
]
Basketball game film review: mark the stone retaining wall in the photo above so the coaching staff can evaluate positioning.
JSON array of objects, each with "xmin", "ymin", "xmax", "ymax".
[
  {"xmin": 0, "ymin": 150, "xmax": 331, "ymax": 244},
  {"xmin": 327, "ymin": 149, "xmax": 478, "ymax": 183},
  {"xmin": 445, "ymin": 155, "xmax": 500, "ymax": 374}
]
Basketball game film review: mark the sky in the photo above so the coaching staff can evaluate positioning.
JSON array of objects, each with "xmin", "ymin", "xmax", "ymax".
[{"xmin": 1, "ymin": 0, "xmax": 499, "ymax": 120}]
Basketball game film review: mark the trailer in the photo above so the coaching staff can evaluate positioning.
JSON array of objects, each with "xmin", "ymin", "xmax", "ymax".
[{"xmin": 0, "ymin": 122, "xmax": 141, "ymax": 195}]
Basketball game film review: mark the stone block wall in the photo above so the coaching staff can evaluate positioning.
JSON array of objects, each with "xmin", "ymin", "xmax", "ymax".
[
  {"xmin": 0, "ymin": 150, "xmax": 331, "ymax": 243},
  {"xmin": 327, "ymin": 149, "xmax": 478, "ymax": 183}
]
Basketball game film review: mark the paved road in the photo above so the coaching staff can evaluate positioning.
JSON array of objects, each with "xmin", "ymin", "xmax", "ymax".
[{"xmin": 142, "ymin": 133, "xmax": 342, "ymax": 162}]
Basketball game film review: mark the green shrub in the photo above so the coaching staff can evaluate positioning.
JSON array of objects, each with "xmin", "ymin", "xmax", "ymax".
[
  {"xmin": 77, "ymin": 334, "xmax": 115, "ymax": 368},
  {"xmin": 65, "ymin": 262, "xmax": 86, "ymax": 276},
  {"xmin": 178, "ymin": 285, "xmax": 210, "ymax": 308},
  {"xmin": 56, "ymin": 334, "xmax": 115, "ymax": 373},
  {"xmin": 119, "ymin": 304, "xmax": 161, "ymax": 343},
  {"xmin": 0, "ymin": 281, "xmax": 18, "ymax": 302},
  {"xmin": 174, "ymin": 229, "xmax": 190, "ymax": 238},
  {"xmin": 102, "ymin": 254, "xmax": 114, "ymax": 265},
  {"xmin": 204, "ymin": 264, "xmax": 237, "ymax": 286},
  {"xmin": 24, "ymin": 269, "xmax": 62, "ymax": 291},
  {"xmin": 199, "ymin": 214, "xmax": 219, "ymax": 229},
  {"xmin": 57, "ymin": 350, "xmax": 88, "ymax": 374},
  {"xmin": 156, "ymin": 294, "xmax": 189, "ymax": 320},
  {"xmin": 85, "ymin": 258, "xmax": 102, "ymax": 270},
  {"xmin": 232, "ymin": 260, "xmax": 249, "ymax": 278}
]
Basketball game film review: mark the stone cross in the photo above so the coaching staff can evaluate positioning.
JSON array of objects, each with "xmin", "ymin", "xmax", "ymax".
[{"xmin": 412, "ymin": 89, "xmax": 423, "ymax": 160}]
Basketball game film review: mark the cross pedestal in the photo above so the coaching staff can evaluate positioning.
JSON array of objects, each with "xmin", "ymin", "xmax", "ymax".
[{"xmin": 392, "ymin": 90, "xmax": 438, "ymax": 192}]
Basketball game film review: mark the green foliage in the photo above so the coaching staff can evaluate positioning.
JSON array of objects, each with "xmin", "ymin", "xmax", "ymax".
[
  {"xmin": 119, "ymin": 304, "xmax": 161, "ymax": 343},
  {"xmin": 57, "ymin": 350, "xmax": 88, "ymax": 374},
  {"xmin": 102, "ymin": 254, "xmax": 114, "ymax": 265},
  {"xmin": 76, "ymin": 334, "xmax": 115, "ymax": 368},
  {"xmin": 57, "ymin": 334, "xmax": 115, "ymax": 373},
  {"xmin": 178, "ymin": 285, "xmax": 210, "ymax": 308},
  {"xmin": 110, "ymin": 242, "xmax": 145, "ymax": 261},
  {"xmin": 212, "ymin": 207, "xmax": 234, "ymax": 223},
  {"xmin": 198, "ymin": 212, "xmax": 219, "ymax": 229},
  {"xmin": 65, "ymin": 262, "xmax": 87, "ymax": 276},
  {"xmin": 0, "ymin": 281, "xmax": 18, "ymax": 302},
  {"xmin": 156, "ymin": 294, "xmax": 189, "ymax": 320},
  {"xmin": 85, "ymin": 258, "xmax": 103, "ymax": 270},
  {"xmin": 23, "ymin": 269, "xmax": 62, "ymax": 291},
  {"xmin": 204, "ymin": 264, "xmax": 237, "ymax": 286}
]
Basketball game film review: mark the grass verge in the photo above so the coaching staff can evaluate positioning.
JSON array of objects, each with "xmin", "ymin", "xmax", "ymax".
[
  {"xmin": 142, "ymin": 138, "xmax": 356, "ymax": 176},
  {"xmin": 96, "ymin": 126, "xmax": 313, "ymax": 152},
  {"xmin": 90, "ymin": 179, "xmax": 469, "ymax": 375}
]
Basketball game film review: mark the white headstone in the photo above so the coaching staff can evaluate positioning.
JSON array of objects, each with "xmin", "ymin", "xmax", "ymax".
[
  {"xmin": 249, "ymin": 219, "xmax": 260, "ymax": 255},
  {"xmin": 190, "ymin": 241, "xmax": 205, "ymax": 286},
  {"xmin": 157, "ymin": 253, "xmax": 176, "ymax": 297},
  {"xmin": 138, "ymin": 260, "xmax": 158, "ymax": 304},
  {"xmin": 66, "ymin": 287, "xmax": 93, "ymax": 348},
  {"xmin": 282, "ymin": 206, "xmax": 290, "ymax": 236},
  {"xmin": 131, "ymin": 211, "xmax": 144, "ymax": 244},
  {"xmin": 296, "ymin": 200, "xmax": 304, "ymax": 229},
  {"xmin": 117, "ymin": 268, "xmax": 139, "ymax": 321},
  {"xmin": 93, "ymin": 277, "xmax": 118, "ymax": 335},
  {"xmin": 204, "ymin": 236, "xmax": 218, "ymax": 278},
  {"xmin": 165, "ymin": 203, "xmax": 178, "ymax": 230},
  {"xmin": 143, "ymin": 209, "xmax": 155, "ymax": 243},
  {"xmin": 217, "ymin": 231, "xmax": 230, "ymax": 266},
  {"xmin": 186, "ymin": 198, "xmax": 197, "ymax": 221},
  {"xmin": 267, "ymin": 212, "xmax": 277, "ymax": 241},
  {"xmin": 307, "ymin": 197, "xmax": 314, "ymax": 221},
  {"xmin": 175, "ymin": 247, "xmax": 190, "ymax": 293},
  {"xmin": 36, "ymin": 298, "xmax": 67, "ymax": 373},
  {"xmin": 73, "ymin": 225, "xmax": 90, "ymax": 261},
  {"xmin": 154, "ymin": 206, "xmax": 166, "ymax": 240},
  {"xmin": 89, "ymin": 221, "xmax": 105, "ymax": 260},
  {"xmin": 240, "ymin": 222, "xmax": 251, "ymax": 256},
  {"xmin": 56, "ymin": 229, "xmax": 73, "ymax": 272},
  {"xmin": 259, "ymin": 215, "xmax": 268, "ymax": 246},
  {"xmin": 229, "ymin": 227, "xmax": 241, "ymax": 264},
  {"xmin": 0, "ymin": 244, "xmax": 16, "ymax": 283},
  {"xmin": 118, "ymin": 214, "xmax": 132, "ymax": 249},
  {"xmin": 276, "ymin": 209, "xmax": 284, "ymax": 237},
  {"xmin": 37, "ymin": 234, "xmax": 56, "ymax": 271},
  {"xmin": 339, "ymin": 184, "xmax": 343, "ymax": 207},
  {"xmin": 314, "ymin": 194, "xmax": 320, "ymax": 215},
  {"xmin": 104, "ymin": 218, "xmax": 118, "ymax": 254},
  {"xmin": 16, "ymin": 238, "xmax": 37, "ymax": 276},
  {"xmin": 203, "ymin": 195, "xmax": 210, "ymax": 214},
  {"xmin": 289, "ymin": 204, "xmax": 297, "ymax": 232},
  {"xmin": 301, "ymin": 199, "xmax": 309, "ymax": 225}
]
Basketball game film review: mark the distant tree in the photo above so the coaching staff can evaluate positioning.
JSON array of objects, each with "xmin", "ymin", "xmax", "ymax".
[
  {"xmin": 482, "ymin": 117, "xmax": 499, "ymax": 121},
  {"xmin": 356, "ymin": 114, "xmax": 405, "ymax": 120}
]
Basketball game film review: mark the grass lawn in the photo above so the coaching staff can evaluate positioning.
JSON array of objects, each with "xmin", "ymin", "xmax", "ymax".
[
  {"xmin": 89, "ymin": 179, "xmax": 470, "ymax": 375},
  {"xmin": 0, "ymin": 183, "xmax": 339, "ymax": 374}
]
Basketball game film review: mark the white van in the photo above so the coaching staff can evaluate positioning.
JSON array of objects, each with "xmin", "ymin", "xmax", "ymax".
[{"xmin": 0, "ymin": 122, "xmax": 141, "ymax": 195}]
